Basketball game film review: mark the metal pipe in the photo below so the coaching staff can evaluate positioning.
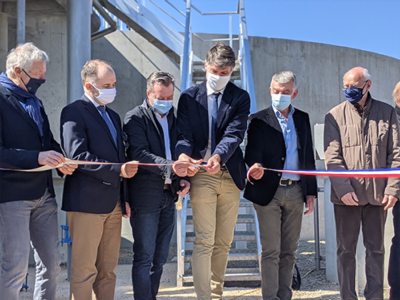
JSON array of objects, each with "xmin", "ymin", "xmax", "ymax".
[
  {"xmin": 67, "ymin": 0, "xmax": 91, "ymax": 104},
  {"xmin": 314, "ymin": 195, "xmax": 321, "ymax": 271},
  {"xmin": 229, "ymin": 14, "xmax": 232, "ymax": 48},
  {"xmin": 180, "ymin": 0, "xmax": 192, "ymax": 92},
  {"xmin": 91, "ymin": 0, "xmax": 118, "ymax": 41},
  {"xmin": 16, "ymin": 0, "xmax": 25, "ymax": 44}
]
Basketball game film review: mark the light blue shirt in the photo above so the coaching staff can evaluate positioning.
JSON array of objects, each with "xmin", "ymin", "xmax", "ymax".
[{"xmin": 272, "ymin": 105, "xmax": 300, "ymax": 181}]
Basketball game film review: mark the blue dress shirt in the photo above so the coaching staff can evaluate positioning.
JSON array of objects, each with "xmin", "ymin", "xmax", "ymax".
[{"xmin": 272, "ymin": 105, "xmax": 300, "ymax": 181}]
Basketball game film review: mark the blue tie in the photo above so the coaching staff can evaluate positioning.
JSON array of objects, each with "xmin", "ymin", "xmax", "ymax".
[
  {"xmin": 211, "ymin": 92, "xmax": 220, "ymax": 153},
  {"xmin": 97, "ymin": 106, "xmax": 118, "ymax": 147}
]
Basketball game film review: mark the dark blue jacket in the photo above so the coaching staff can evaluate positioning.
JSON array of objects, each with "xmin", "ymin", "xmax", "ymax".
[
  {"xmin": 176, "ymin": 81, "xmax": 250, "ymax": 190},
  {"xmin": 244, "ymin": 106, "xmax": 317, "ymax": 206},
  {"xmin": 124, "ymin": 98, "xmax": 182, "ymax": 210},
  {"xmin": 0, "ymin": 84, "xmax": 62, "ymax": 203},
  {"xmin": 60, "ymin": 95, "xmax": 126, "ymax": 214}
]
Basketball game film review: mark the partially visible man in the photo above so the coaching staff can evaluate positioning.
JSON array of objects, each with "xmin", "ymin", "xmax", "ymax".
[
  {"xmin": 60, "ymin": 59, "xmax": 138, "ymax": 300},
  {"xmin": 0, "ymin": 43, "xmax": 77, "ymax": 300},
  {"xmin": 324, "ymin": 67, "xmax": 400, "ymax": 300},
  {"xmin": 176, "ymin": 43, "xmax": 250, "ymax": 299},
  {"xmin": 389, "ymin": 80, "xmax": 400, "ymax": 300},
  {"xmin": 124, "ymin": 71, "xmax": 190, "ymax": 300},
  {"xmin": 244, "ymin": 71, "xmax": 317, "ymax": 300}
]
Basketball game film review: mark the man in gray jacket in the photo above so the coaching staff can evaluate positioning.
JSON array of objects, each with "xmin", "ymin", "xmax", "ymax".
[{"xmin": 324, "ymin": 67, "xmax": 400, "ymax": 300}]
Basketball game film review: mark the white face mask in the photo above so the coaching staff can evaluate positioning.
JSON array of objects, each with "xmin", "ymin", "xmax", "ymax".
[
  {"xmin": 206, "ymin": 72, "xmax": 231, "ymax": 92},
  {"xmin": 92, "ymin": 84, "xmax": 116, "ymax": 105},
  {"xmin": 271, "ymin": 93, "xmax": 292, "ymax": 111}
]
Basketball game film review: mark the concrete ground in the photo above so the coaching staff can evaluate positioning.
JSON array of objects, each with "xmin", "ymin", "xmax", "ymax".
[{"xmin": 19, "ymin": 240, "xmax": 390, "ymax": 299}]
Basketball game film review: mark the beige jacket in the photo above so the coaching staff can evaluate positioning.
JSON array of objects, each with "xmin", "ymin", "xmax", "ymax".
[{"xmin": 324, "ymin": 94, "xmax": 400, "ymax": 205}]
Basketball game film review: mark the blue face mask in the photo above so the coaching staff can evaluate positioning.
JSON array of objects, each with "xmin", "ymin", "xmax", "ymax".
[
  {"xmin": 271, "ymin": 94, "xmax": 292, "ymax": 111},
  {"xmin": 153, "ymin": 99, "xmax": 173, "ymax": 114},
  {"xmin": 343, "ymin": 81, "xmax": 368, "ymax": 103},
  {"xmin": 22, "ymin": 70, "xmax": 45, "ymax": 95}
]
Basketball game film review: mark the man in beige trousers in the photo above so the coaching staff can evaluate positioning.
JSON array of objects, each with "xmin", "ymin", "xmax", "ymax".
[{"xmin": 175, "ymin": 44, "xmax": 250, "ymax": 299}]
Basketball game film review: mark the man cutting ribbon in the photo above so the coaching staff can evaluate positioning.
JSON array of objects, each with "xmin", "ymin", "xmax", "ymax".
[{"xmin": 0, "ymin": 43, "xmax": 77, "ymax": 300}]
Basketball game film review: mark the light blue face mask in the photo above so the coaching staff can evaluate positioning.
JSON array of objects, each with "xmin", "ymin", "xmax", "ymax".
[
  {"xmin": 153, "ymin": 99, "xmax": 173, "ymax": 114},
  {"xmin": 271, "ymin": 94, "xmax": 292, "ymax": 111}
]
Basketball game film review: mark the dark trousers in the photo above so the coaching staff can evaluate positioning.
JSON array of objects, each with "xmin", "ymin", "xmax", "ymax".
[
  {"xmin": 254, "ymin": 184, "xmax": 304, "ymax": 300},
  {"xmin": 389, "ymin": 201, "xmax": 400, "ymax": 300},
  {"xmin": 130, "ymin": 191, "xmax": 175, "ymax": 300},
  {"xmin": 334, "ymin": 204, "xmax": 387, "ymax": 300}
]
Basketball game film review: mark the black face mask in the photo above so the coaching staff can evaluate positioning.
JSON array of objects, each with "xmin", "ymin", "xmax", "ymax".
[{"xmin": 22, "ymin": 70, "xmax": 46, "ymax": 94}]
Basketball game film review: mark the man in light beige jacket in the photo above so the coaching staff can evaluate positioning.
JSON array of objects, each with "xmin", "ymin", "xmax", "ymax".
[{"xmin": 324, "ymin": 67, "xmax": 400, "ymax": 300}]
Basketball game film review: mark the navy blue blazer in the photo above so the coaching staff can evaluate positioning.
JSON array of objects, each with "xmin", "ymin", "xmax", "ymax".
[
  {"xmin": 176, "ymin": 81, "xmax": 250, "ymax": 190},
  {"xmin": 0, "ymin": 84, "xmax": 62, "ymax": 203},
  {"xmin": 244, "ymin": 106, "xmax": 317, "ymax": 206},
  {"xmin": 124, "ymin": 98, "xmax": 182, "ymax": 210},
  {"xmin": 60, "ymin": 95, "xmax": 126, "ymax": 214}
]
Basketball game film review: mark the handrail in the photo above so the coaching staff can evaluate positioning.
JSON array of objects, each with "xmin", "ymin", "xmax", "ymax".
[{"xmin": 149, "ymin": 0, "xmax": 185, "ymax": 27}]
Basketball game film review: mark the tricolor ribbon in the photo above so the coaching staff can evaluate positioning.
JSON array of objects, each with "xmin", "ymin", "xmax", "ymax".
[{"xmin": 247, "ymin": 167, "xmax": 400, "ymax": 185}]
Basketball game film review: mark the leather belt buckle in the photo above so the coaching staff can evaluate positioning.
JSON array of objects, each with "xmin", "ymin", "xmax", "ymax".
[{"xmin": 279, "ymin": 179, "xmax": 292, "ymax": 186}]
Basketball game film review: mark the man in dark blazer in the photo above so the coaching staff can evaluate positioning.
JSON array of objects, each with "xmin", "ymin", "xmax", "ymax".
[
  {"xmin": 124, "ymin": 71, "xmax": 190, "ymax": 300},
  {"xmin": 0, "ymin": 43, "xmax": 76, "ymax": 300},
  {"xmin": 245, "ymin": 71, "xmax": 317, "ymax": 300},
  {"xmin": 176, "ymin": 44, "xmax": 250, "ymax": 300},
  {"xmin": 60, "ymin": 59, "xmax": 138, "ymax": 300}
]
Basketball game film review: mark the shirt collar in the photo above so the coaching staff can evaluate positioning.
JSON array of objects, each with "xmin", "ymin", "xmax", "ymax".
[
  {"xmin": 155, "ymin": 111, "xmax": 169, "ymax": 119},
  {"xmin": 85, "ymin": 92, "xmax": 103, "ymax": 109},
  {"xmin": 206, "ymin": 82, "xmax": 226, "ymax": 97},
  {"xmin": 272, "ymin": 104, "xmax": 295, "ymax": 119}
]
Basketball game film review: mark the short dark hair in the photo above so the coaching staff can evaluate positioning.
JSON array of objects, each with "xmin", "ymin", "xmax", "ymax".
[
  {"xmin": 81, "ymin": 59, "xmax": 113, "ymax": 86},
  {"xmin": 146, "ymin": 71, "xmax": 175, "ymax": 93},
  {"xmin": 205, "ymin": 43, "xmax": 236, "ymax": 69}
]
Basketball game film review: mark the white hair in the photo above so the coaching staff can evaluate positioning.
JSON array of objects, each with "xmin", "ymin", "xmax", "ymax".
[
  {"xmin": 6, "ymin": 42, "xmax": 49, "ymax": 76},
  {"xmin": 271, "ymin": 70, "xmax": 297, "ymax": 89},
  {"xmin": 363, "ymin": 68, "xmax": 371, "ymax": 81}
]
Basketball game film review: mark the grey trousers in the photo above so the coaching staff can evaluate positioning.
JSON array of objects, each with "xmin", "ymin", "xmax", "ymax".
[
  {"xmin": 254, "ymin": 184, "xmax": 304, "ymax": 300},
  {"xmin": 0, "ymin": 189, "xmax": 61, "ymax": 300},
  {"xmin": 334, "ymin": 204, "xmax": 386, "ymax": 300}
]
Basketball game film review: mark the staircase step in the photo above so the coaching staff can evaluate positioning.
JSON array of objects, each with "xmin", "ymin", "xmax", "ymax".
[
  {"xmin": 182, "ymin": 272, "xmax": 261, "ymax": 283},
  {"xmin": 186, "ymin": 214, "xmax": 255, "ymax": 225},
  {"xmin": 185, "ymin": 251, "xmax": 258, "ymax": 262}
]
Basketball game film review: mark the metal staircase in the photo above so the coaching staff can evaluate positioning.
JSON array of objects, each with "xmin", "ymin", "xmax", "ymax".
[{"xmin": 100, "ymin": 0, "xmax": 260, "ymax": 287}]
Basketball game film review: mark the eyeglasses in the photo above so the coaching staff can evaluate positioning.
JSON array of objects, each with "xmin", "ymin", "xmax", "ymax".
[{"xmin": 342, "ymin": 80, "xmax": 368, "ymax": 91}]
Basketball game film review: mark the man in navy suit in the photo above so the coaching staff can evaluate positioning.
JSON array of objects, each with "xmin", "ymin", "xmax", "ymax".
[
  {"xmin": 60, "ymin": 59, "xmax": 138, "ymax": 300},
  {"xmin": 176, "ymin": 43, "xmax": 250, "ymax": 299},
  {"xmin": 124, "ymin": 71, "xmax": 190, "ymax": 299},
  {"xmin": 0, "ymin": 43, "xmax": 77, "ymax": 300}
]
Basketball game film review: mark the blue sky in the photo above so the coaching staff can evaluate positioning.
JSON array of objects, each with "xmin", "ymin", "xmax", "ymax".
[{"xmin": 144, "ymin": 0, "xmax": 400, "ymax": 60}]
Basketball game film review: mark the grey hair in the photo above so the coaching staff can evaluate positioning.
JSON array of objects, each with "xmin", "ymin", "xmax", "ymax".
[
  {"xmin": 270, "ymin": 71, "xmax": 297, "ymax": 89},
  {"xmin": 6, "ymin": 43, "xmax": 49, "ymax": 76},
  {"xmin": 81, "ymin": 59, "xmax": 113, "ymax": 86},
  {"xmin": 146, "ymin": 71, "xmax": 175, "ymax": 93},
  {"xmin": 205, "ymin": 43, "xmax": 236, "ymax": 69}
]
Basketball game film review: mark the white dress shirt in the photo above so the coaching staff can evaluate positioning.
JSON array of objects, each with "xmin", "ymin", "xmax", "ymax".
[{"xmin": 203, "ymin": 83, "xmax": 225, "ymax": 162}]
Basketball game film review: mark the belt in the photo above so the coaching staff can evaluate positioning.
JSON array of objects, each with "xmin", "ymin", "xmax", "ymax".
[
  {"xmin": 279, "ymin": 178, "xmax": 300, "ymax": 186},
  {"xmin": 163, "ymin": 184, "xmax": 171, "ymax": 190}
]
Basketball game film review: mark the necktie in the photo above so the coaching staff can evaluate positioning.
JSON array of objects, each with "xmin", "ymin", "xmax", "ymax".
[
  {"xmin": 211, "ymin": 92, "xmax": 221, "ymax": 153},
  {"xmin": 97, "ymin": 106, "xmax": 118, "ymax": 147}
]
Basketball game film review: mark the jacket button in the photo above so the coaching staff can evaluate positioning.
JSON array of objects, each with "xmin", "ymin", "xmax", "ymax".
[
  {"xmin": 281, "ymin": 157, "xmax": 285, "ymax": 161},
  {"xmin": 277, "ymin": 173, "xmax": 281, "ymax": 177}
]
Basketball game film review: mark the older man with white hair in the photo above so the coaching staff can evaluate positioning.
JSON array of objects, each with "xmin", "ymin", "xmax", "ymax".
[
  {"xmin": 0, "ymin": 43, "xmax": 77, "ymax": 300},
  {"xmin": 324, "ymin": 67, "xmax": 400, "ymax": 300}
]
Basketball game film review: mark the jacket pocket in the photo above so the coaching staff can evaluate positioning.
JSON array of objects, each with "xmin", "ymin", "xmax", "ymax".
[{"xmin": 340, "ymin": 124, "xmax": 361, "ymax": 147}]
